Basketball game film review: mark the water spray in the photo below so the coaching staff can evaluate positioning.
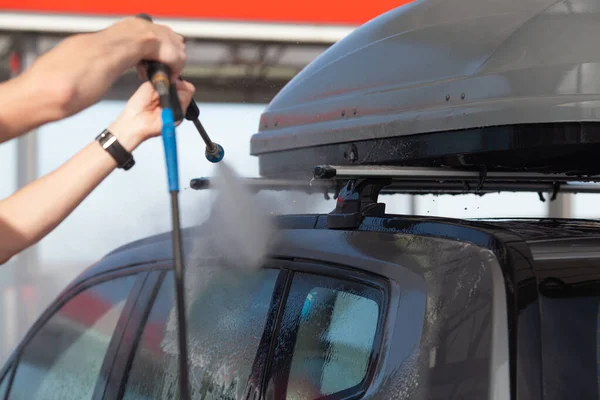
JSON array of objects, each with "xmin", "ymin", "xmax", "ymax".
[{"xmin": 136, "ymin": 13, "xmax": 224, "ymax": 400}]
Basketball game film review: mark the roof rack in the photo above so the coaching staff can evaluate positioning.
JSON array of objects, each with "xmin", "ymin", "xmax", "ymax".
[
  {"xmin": 191, "ymin": 165, "xmax": 600, "ymax": 197},
  {"xmin": 191, "ymin": 164, "xmax": 600, "ymax": 228},
  {"xmin": 190, "ymin": 177, "xmax": 340, "ymax": 199}
]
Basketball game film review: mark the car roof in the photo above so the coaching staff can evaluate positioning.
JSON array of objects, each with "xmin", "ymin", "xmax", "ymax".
[
  {"xmin": 75, "ymin": 215, "xmax": 600, "ymax": 283},
  {"xmin": 474, "ymin": 218, "xmax": 600, "ymax": 242}
]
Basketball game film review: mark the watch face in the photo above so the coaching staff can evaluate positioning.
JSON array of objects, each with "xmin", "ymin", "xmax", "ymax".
[{"xmin": 96, "ymin": 130, "xmax": 111, "ymax": 143}]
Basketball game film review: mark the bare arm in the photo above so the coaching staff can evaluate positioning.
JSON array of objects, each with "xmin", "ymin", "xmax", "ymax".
[
  {"xmin": 0, "ymin": 17, "xmax": 186, "ymax": 144},
  {"xmin": 0, "ymin": 138, "xmax": 131, "ymax": 265},
  {"xmin": 0, "ymin": 80, "xmax": 195, "ymax": 265}
]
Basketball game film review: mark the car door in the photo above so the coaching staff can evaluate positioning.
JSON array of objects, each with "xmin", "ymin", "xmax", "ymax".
[
  {"xmin": 117, "ymin": 260, "xmax": 289, "ymax": 399},
  {"xmin": 0, "ymin": 260, "xmax": 394, "ymax": 400},
  {"xmin": 0, "ymin": 267, "xmax": 151, "ymax": 400}
]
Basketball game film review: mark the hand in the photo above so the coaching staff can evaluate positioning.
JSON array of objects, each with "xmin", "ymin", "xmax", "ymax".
[
  {"xmin": 110, "ymin": 17, "xmax": 187, "ymax": 79},
  {"xmin": 17, "ymin": 17, "xmax": 187, "ymax": 127},
  {"xmin": 108, "ymin": 80, "xmax": 196, "ymax": 152}
]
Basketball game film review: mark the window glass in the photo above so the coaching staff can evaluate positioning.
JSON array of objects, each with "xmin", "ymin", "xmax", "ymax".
[
  {"xmin": 282, "ymin": 273, "xmax": 382, "ymax": 400},
  {"xmin": 122, "ymin": 268, "xmax": 279, "ymax": 399},
  {"xmin": 7, "ymin": 275, "xmax": 136, "ymax": 400},
  {"xmin": 597, "ymin": 304, "xmax": 600, "ymax": 396},
  {"xmin": 539, "ymin": 294, "xmax": 600, "ymax": 399},
  {"xmin": 536, "ymin": 260, "xmax": 600, "ymax": 400},
  {"xmin": 0, "ymin": 366, "xmax": 11, "ymax": 398}
]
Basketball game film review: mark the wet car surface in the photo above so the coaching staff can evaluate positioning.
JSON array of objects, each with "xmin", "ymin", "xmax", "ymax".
[{"xmin": 0, "ymin": 215, "xmax": 597, "ymax": 400}]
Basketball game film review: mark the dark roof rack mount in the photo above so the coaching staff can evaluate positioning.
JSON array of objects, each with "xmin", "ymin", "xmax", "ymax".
[{"xmin": 310, "ymin": 165, "xmax": 600, "ymax": 228}]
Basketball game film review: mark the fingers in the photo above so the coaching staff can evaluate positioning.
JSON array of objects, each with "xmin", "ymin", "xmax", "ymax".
[
  {"xmin": 175, "ymin": 80, "xmax": 196, "ymax": 111},
  {"xmin": 114, "ymin": 17, "xmax": 187, "ymax": 79},
  {"xmin": 174, "ymin": 79, "xmax": 195, "ymax": 92},
  {"xmin": 136, "ymin": 65, "xmax": 148, "ymax": 81},
  {"xmin": 128, "ymin": 79, "xmax": 192, "ymax": 121},
  {"xmin": 149, "ymin": 23, "xmax": 187, "ymax": 76}
]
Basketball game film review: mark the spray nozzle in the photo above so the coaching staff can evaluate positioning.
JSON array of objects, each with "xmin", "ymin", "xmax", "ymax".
[
  {"xmin": 184, "ymin": 98, "xmax": 225, "ymax": 163},
  {"xmin": 205, "ymin": 142, "xmax": 225, "ymax": 163}
]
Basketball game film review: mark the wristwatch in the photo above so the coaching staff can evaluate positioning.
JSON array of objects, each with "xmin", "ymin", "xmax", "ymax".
[{"xmin": 95, "ymin": 129, "xmax": 135, "ymax": 170}]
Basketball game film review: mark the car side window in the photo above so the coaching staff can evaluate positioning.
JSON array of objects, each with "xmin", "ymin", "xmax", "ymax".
[
  {"xmin": 122, "ymin": 268, "xmax": 280, "ymax": 399},
  {"xmin": 0, "ymin": 365, "xmax": 11, "ymax": 398},
  {"xmin": 7, "ymin": 274, "xmax": 137, "ymax": 400},
  {"xmin": 274, "ymin": 272, "xmax": 383, "ymax": 400}
]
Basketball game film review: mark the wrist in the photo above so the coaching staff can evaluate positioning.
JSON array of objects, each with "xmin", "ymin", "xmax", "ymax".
[
  {"xmin": 107, "ymin": 120, "xmax": 143, "ymax": 153},
  {"xmin": 95, "ymin": 129, "xmax": 136, "ymax": 171}
]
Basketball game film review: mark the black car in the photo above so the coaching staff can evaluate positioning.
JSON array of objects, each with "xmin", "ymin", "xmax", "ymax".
[{"xmin": 0, "ymin": 212, "xmax": 599, "ymax": 400}]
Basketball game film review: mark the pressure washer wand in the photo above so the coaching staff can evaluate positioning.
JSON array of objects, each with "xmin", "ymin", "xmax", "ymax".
[
  {"xmin": 137, "ymin": 13, "xmax": 191, "ymax": 400},
  {"xmin": 184, "ymin": 99, "xmax": 224, "ymax": 163}
]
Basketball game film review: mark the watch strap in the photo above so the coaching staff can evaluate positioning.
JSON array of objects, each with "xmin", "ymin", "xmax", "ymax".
[{"xmin": 95, "ymin": 129, "xmax": 135, "ymax": 170}]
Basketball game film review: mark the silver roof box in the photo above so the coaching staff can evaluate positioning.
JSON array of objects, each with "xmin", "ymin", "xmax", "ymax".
[{"xmin": 250, "ymin": 0, "xmax": 600, "ymax": 178}]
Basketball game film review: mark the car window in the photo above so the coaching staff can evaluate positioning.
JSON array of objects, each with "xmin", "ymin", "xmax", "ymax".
[
  {"xmin": 276, "ymin": 272, "xmax": 383, "ymax": 400},
  {"xmin": 536, "ymin": 265, "xmax": 600, "ymax": 400},
  {"xmin": 122, "ymin": 267, "xmax": 279, "ymax": 400},
  {"xmin": 7, "ymin": 275, "xmax": 137, "ymax": 400},
  {"xmin": 0, "ymin": 366, "xmax": 11, "ymax": 398},
  {"xmin": 289, "ymin": 286, "xmax": 379, "ymax": 398}
]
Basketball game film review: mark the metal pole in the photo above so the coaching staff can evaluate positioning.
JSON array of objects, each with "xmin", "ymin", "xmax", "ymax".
[
  {"xmin": 409, "ymin": 195, "xmax": 417, "ymax": 215},
  {"xmin": 10, "ymin": 34, "xmax": 39, "ymax": 346},
  {"xmin": 13, "ymin": 34, "xmax": 39, "ymax": 282},
  {"xmin": 548, "ymin": 193, "xmax": 572, "ymax": 219}
]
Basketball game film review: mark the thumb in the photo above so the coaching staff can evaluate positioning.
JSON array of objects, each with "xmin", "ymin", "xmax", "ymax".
[{"xmin": 176, "ymin": 80, "xmax": 196, "ymax": 112}]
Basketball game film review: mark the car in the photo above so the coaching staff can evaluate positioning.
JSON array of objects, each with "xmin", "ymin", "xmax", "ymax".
[
  {"xmin": 3, "ymin": 0, "xmax": 600, "ymax": 399},
  {"xmin": 1, "ymin": 213, "xmax": 599, "ymax": 400}
]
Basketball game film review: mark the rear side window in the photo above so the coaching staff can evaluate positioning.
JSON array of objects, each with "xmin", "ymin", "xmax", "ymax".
[
  {"xmin": 122, "ymin": 268, "xmax": 279, "ymax": 399},
  {"xmin": 7, "ymin": 275, "xmax": 136, "ymax": 400},
  {"xmin": 537, "ymin": 259, "xmax": 600, "ymax": 400},
  {"xmin": 274, "ymin": 272, "xmax": 383, "ymax": 400}
]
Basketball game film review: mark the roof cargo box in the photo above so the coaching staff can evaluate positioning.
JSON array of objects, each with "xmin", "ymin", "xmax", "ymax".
[{"xmin": 250, "ymin": 0, "xmax": 600, "ymax": 178}]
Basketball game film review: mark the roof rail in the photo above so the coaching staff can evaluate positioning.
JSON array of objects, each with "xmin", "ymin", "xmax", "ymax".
[{"xmin": 191, "ymin": 165, "xmax": 600, "ymax": 197}]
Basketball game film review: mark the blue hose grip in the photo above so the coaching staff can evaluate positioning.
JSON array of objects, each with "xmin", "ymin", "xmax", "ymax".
[{"xmin": 161, "ymin": 108, "xmax": 179, "ymax": 192}]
